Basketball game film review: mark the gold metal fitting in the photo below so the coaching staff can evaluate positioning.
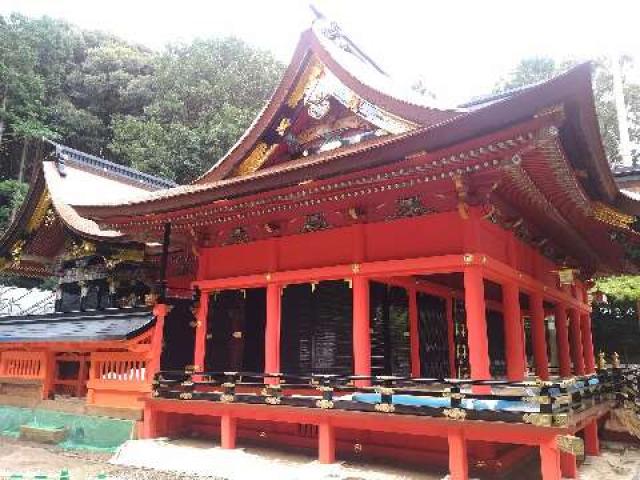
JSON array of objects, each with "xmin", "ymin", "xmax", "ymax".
[
  {"xmin": 375, "ymin": 403, "xmax": 395, "ymax": 413},
  {"xmin": 522, "ymin": 413, "xmax": 552, "ymax": 427},
  {"xmin": 315, "ymin": 399, "xmax": 334, "ymax": 409},
  {"xmin": 557, "ymin": 435, "xmax": 584, "ymax": 456},
  {"xmin": 443, "ymin": 408, "xmax": 467, "ymax": 421}
]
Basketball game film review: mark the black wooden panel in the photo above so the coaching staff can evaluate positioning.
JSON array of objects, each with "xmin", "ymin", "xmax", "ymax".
[
  {"xmin": 387, "ymin": 286, "xmax": 410, "ymax": 376},
  {"xmin": 453, "ymin": 299, "xmax": 469, "ymax": 378},
  {"xmin": 417, "ymin": 293, "xmax": 450, "ymax": 379},
  {"xmin": 280, "ymin": 281, "xmax": 353, "ymax": 375},
  {"xmin": 161, "ymin": 300, "xmax": 196, "ymax": 371},
  {"xmin": 280, "ymin": 283, "xmax": 314, "ymax": 374},
  {"xmin": 242, "ymin": 288, "xmax": 266, "ymax": 373},
  {"xmin": 369, "ymin": 282, "xmax": 387, "ymax": 375},
  {"xmin": 487, "ymin": 310, "xmax": 506, "ymax": 377},
  {"xmin": 313, "ymin": 281, "xmax": 353, "ymax": 375},
  {"xmin": 206, "ymin": 290, "xmax": 245, "ymax": 372},
  {"xmin": 370, "ymin": 283, "xmax": 410, "ymax": 376}
]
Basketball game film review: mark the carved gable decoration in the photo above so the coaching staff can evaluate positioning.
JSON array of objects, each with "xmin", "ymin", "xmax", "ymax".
[{"xmin": 231, "ymin": 55, "xmax": 419, "ymax": 178}]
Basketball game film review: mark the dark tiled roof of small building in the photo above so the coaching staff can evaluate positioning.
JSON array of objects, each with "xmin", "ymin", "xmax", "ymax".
[
  {"xmin": 612, "ymin": 164, "xmax": 640, "ymax": 177},
  {"xmin": 0, "ymin": 307, "xmax": 154, "ymax": 343},
  {"xmin": 49, "ymin": 140, "xmax": 177, "ymax": 190}
]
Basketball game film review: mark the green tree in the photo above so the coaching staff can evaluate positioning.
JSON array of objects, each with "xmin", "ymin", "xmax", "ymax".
[
  {"xmin": 0, "ymin": 178, "xmax": 27, "ymax": 232},
  {"xmin": 109, "ymin": 37, "xmax": 283, "ymax": 183}
]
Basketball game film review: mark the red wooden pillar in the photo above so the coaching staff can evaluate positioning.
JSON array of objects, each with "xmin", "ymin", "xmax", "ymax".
[
  {"xmin": 447, "ymin": 429, "xmax": 468, "ymax": 480},
  {"xmin": 353, "ymin": 276, "xmax": 371, "ymax": 384},
  {"xmin": 569, "ymin": 309, "xmax": 585, "ymax": 375},
  {"xmin": 580, "ymin": 313, "xmax": 596, "ymax": 374},
  {"xmin": 41, "ymin": 351, "xmax": 56, "ymax": 400},
  {"xmin": 193, "ymin": 292, "xmax": 210, "ymax": 372},
  {"xmin": 560, "ymin": 452, "xmax": 577, "ymax": 478},
  {"xmin": 446, "ymin": 295, "xmax": 456, "ymax": 378},
  {"xmin": 149, "ymin": 303, "xmax": 169, "ymax": 378},
  {"xmin": 318, "ymin": 422, "xmax": 336, "ymax": 464},
  {"xmin": 220, "ymin": 414, "xmax": 237, "ymax": 449},
  {"xmin": 584, "ymin": 420, "xmax": 600, "ymax": 456},
  {"xmin": 531, "ymin": 291, "xmax": 550, "ymax": 380},
  {"xmin": 142, "ymin": 403, "xmax": 157, "ymax": 439},
  {"xmin": 408, "ymin": 286, "xmax": 420, "ymax": 377},
  {"xmin": 76, "ymin": 355, "xmax": 88, "ymax": 397},
  {"xmin": 463, "ymin": 266, "xmax": 490, "ymax": 381},
  {"xmin": 503, "ymin": 281, "xmax": 525, "ymax": 381},
  {"xmin": 554, "ymin": 304, "xmax": 572, "ymax": 377},
  {"xmin": 265, "ymin": 283, "xmax": 282, "ymax": 378},
  {"xmin": 540, "ymin": 440, "xmax": 561, "ymax": 480}
]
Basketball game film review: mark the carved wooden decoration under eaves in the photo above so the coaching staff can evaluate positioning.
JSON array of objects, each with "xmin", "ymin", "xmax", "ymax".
[
  {"xmin": 234, "ymin": 143, "xmax": 278, "ymax": 177},
  {"xmin": 592, "ymin": 202, "xmax": 636, "ymax": 230},
  {"xmin": 26, "ymin": 190, "xmax": 52, "ymax": 233}
]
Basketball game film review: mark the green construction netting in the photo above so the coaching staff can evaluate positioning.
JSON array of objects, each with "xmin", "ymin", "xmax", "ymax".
[{"xmin": 0, "ymin": 405, "xmax": 134, "ymax": 452}]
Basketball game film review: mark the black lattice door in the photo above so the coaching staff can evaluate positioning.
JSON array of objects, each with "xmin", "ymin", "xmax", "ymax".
[{"xmin": 417, "ymin": 293, "xmax": 450, "ymax": 379}]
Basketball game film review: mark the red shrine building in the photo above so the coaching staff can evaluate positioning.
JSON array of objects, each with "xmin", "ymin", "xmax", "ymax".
[{"xmin": 1, "ymin": 15, "xmax": 640, "ymax": 480}]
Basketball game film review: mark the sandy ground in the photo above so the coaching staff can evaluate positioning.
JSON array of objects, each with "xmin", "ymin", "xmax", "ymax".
[{"xmin": 0, "ymin": 435, "xmax": 639, "ymax": 480}]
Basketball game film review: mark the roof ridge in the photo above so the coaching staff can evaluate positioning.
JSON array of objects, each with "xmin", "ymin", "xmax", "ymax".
[{"xmin": 45, "ymin": 139, "xmax": 177, "ymax": 190}]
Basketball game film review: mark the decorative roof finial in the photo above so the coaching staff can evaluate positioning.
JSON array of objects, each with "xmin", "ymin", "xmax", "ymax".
[{"xmin": 309, "ymin": 3, "xmax": 325, "ymax": 20}]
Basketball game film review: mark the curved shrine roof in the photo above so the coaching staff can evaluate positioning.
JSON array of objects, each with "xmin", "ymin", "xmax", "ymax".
[
  {"xmin": 0, "ymin": 307, "xmax": 154, "ymax": 343},
  {"xmin": 0, "ymin": 141, "xmax": 175, "ymax": 271}
]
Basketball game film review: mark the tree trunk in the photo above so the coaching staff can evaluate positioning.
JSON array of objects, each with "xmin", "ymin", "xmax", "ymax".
[
  {"xmin": 0, "ymin": 87, "xmax": 7, "ymax": 148},
  {"xmin": 17, "ymin": 137, "xmax": 29, "ymax": 183},
  {"xmin": 10, "ymin": 138, "xmax": 30, "ymax": 222}
]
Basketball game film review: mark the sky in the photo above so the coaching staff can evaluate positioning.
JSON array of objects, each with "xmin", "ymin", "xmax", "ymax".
[{"xmin": 2, "ymin": 0, "xmax": 640, "ymax": 105}]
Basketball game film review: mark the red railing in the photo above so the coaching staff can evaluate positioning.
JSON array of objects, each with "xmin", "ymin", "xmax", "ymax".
[
  {"xmin": 87, "ymin": 351, "xmax": 151, "ymax": 408},
  {"xmin": 0, "ymin": 351, "xmax": 45, "ymax": 379}
]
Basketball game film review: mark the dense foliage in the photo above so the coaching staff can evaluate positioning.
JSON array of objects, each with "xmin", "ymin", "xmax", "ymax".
[
  {"xmin": 0, "ymin": 13, "xmax": 283, "ymax": 224},
  {"xmin": 592, "ymin": 298, "xmax": 640, "ymax": 363}
]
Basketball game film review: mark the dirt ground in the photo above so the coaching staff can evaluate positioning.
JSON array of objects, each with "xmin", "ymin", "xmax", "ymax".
[
  {"xmin": 0, "ymin": 435, "xmax": 639, "ymax": 480},
  {"xmin": 0, "ymin": 436, "xmax": 220, "ymax": 480}
]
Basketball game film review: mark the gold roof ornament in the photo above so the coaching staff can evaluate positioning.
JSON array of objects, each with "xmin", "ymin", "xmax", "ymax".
[
  {"xmin": 592, "ymin": 202, "xmax": 636, "ymax": 230},
  {"xmin": 26, "ymin": 191, "xmax": 52, "ymax": 233},
  {"xmin": 10, "ymin": 240, "xmax": 26, "ymax": 264},
  {"xmin": 287, "ymin": 59, "xmax": 324, "ymax": 109},
  {"xmin": 234, "ymin": 142, "xmax": 278, "ymax": 177},
  {"xmin": 276, "ymin": 117, "xmax": 291, "ymax": 136},
  {"xmin": 66, "ymin": 240, "xmax": 97, "ymax": 260}
]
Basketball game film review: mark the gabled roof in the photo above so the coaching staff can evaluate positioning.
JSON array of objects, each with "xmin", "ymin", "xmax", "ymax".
[
  {"xmin": 0, "ymin": 307, "xmax": 154, "ymax": 343},
  {"xmin": 78, "ymin": 63, "xmax": 636, "ymax": 219},
  {"xmin": 0, "ymin": 140, "xmax": 175, "ymax": 271},
  {"xmin": 194, "ymin": 17, "xmax": 461, "ymax": 184}
]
